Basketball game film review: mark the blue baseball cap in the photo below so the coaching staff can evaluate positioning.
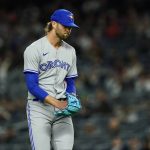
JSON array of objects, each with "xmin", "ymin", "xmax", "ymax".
[{"xmin": 50, "ymin": 9, "xmax": 79, "ymax": 28}]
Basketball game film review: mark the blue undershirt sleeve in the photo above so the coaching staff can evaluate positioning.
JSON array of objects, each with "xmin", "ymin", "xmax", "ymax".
[
  {"xmin": 65, "ymin": 77, "xmax": 76, "ymax": 94},
  {"xmin": 24, "ymin": 72, "xmax": 49, "ymax": 102}
]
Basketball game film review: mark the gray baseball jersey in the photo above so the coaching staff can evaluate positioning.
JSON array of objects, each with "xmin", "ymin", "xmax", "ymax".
[
  {"xmin": 24, "ymin": 36, "xmax": 78, "ymax": 150},
  {"xmin": 24, "ymin": 36, "xmax": 78, "ymax": 100}
]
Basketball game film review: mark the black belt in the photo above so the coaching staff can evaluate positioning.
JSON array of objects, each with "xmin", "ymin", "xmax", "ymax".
[
  {"xmin": 33, "ymin": 98, "xmax": 39, "ymax": 101},
  {"xmin": 32, "ymin": 98, "xmax": 66, "ymax": 101}
]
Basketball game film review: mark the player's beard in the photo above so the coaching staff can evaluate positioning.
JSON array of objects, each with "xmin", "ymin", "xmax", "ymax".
[{"xmin": 56, "ymin": 30, "xmax": 70, "ymax": 40}]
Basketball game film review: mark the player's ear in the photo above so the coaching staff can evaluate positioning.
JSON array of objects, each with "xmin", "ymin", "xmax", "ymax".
[{"xmin": 51, "ymin": 21, "xmax": 57, "ymax": 29}]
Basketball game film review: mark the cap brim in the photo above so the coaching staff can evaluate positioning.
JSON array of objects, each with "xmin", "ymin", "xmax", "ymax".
[
  {"xmin": 69, "ymin": 23, "xmax": 79, "ymax": 28},
  {"xmin": 62, "ymin": 22, "xmax": 79, "ymax": 28},
  {"xmin": 51, "ymin": 18, "xmax": 79, "ymax": 28}
]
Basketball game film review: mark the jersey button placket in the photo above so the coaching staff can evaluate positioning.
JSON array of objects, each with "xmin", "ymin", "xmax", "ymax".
[{"xmin": 54, "ymin": 49, "xmax": 58, "ymax": 97}]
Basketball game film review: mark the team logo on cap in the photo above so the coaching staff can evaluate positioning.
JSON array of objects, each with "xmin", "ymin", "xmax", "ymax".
[{"xmin": 69, "ymin": 15, "xmax": 74, "ymax": 20}]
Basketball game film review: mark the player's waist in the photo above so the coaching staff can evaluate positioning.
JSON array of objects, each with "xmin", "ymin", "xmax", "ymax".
[
  {"xmin": 28, "ymin": 98, "xmax": 66, "ymax": 102},
  {"xmin": 27, "ymin": 90, "xmax": 66, "ymax": 100}
]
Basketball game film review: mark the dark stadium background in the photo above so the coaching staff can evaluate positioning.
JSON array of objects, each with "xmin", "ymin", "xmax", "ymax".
[{"xmin": 0, "ymin": 0, "xmax": 150, "ymax": 149}]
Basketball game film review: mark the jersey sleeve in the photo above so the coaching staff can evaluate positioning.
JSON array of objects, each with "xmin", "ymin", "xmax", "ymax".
[
  {"xmin": 66, "ymin": 49, "xmax": 78, "ymax": 78},
  {"xmin": 65, "ymin": 77, "xmax": 76, "ymax": 94},
  {"xmin": 23, "ymin": 45, "xmax": 40, "ymax": 73}
]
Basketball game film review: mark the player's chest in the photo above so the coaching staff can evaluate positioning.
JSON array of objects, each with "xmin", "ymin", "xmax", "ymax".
[
  {"xmin": 39, "ymin": 49, "xmax": 72, "ymax": 72},
  {"xmin": 40, "ymin": 48, "xmax": 72, "ymax": 64}
]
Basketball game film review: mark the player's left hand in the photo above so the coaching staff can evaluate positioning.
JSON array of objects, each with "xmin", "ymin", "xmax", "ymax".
[{"xmin": 55, "ymin": 93, "xmax": 82, "ymax": 116}]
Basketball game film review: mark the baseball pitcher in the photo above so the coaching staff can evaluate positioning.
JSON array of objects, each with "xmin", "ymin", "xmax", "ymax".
[{"xmin": 23, "ymin": 9, "xmax": 81, "ymax": 150}]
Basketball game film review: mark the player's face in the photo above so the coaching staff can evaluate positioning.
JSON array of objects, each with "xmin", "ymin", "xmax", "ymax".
[{"xmin": 55, "ymin": 23, "xmax": 72, "ymax": 39}]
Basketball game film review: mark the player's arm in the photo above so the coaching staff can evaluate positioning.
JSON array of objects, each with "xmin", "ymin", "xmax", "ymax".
[
  {"xmin": 65, "ymin": 47, "xmax": 78, "ymax": 95},
  {"xmin": 24, "ymin": 72, "xmax": 67, "ymax": 109},
  {"xmin": 65, "ymin": 77, "xmax": 77, "ymax": 95}
]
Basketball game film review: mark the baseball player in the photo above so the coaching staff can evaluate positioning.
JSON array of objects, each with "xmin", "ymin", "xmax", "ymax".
[{"xmin": 23, "ymin": 9, "xmax": 81, "ymax": 150}]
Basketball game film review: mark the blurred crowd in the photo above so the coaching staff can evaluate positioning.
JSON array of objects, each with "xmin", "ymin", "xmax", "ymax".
[{"xmin": 0, "ymin": 0, "xmax": 150, "ymax": 149}]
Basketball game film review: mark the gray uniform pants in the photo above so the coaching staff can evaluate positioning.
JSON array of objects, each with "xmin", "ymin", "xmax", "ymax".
[{"xmin": 26, "ymin": 100, "xmax": 74, "ymax": 150}]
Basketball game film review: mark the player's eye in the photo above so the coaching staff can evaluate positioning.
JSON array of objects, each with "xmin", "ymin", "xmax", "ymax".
[{"xmin": 63, "ymin": 25, "xmax": 72, "ymax": 30}]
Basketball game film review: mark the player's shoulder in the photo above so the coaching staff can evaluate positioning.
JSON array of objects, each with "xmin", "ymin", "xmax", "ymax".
[
  {"xmin": 62, "ymin": 41, "xmax": 75, "ymax": 52},
  {"xmin": 24, "ymin": 36, "xmax": 45, "ymax": 53}
]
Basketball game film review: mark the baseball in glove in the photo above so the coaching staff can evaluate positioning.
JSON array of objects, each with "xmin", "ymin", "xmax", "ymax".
[{"xmin": 55, "ymin": 93, "xmax": 82, "ymax": 116}]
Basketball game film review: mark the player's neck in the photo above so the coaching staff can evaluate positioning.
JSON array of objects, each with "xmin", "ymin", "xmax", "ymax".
[{"xmin": 47, "ymin": 32, "xmax": 62, "ymax": 49}]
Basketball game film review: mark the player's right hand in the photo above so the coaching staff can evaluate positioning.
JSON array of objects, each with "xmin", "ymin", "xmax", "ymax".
[
  {"xmin": 44, "ymin": 95, "xmax": 67, "ymax": 109},
  {"xmin": 55, "ymin": 100, "xmax": 67, "ymax": 109}
]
